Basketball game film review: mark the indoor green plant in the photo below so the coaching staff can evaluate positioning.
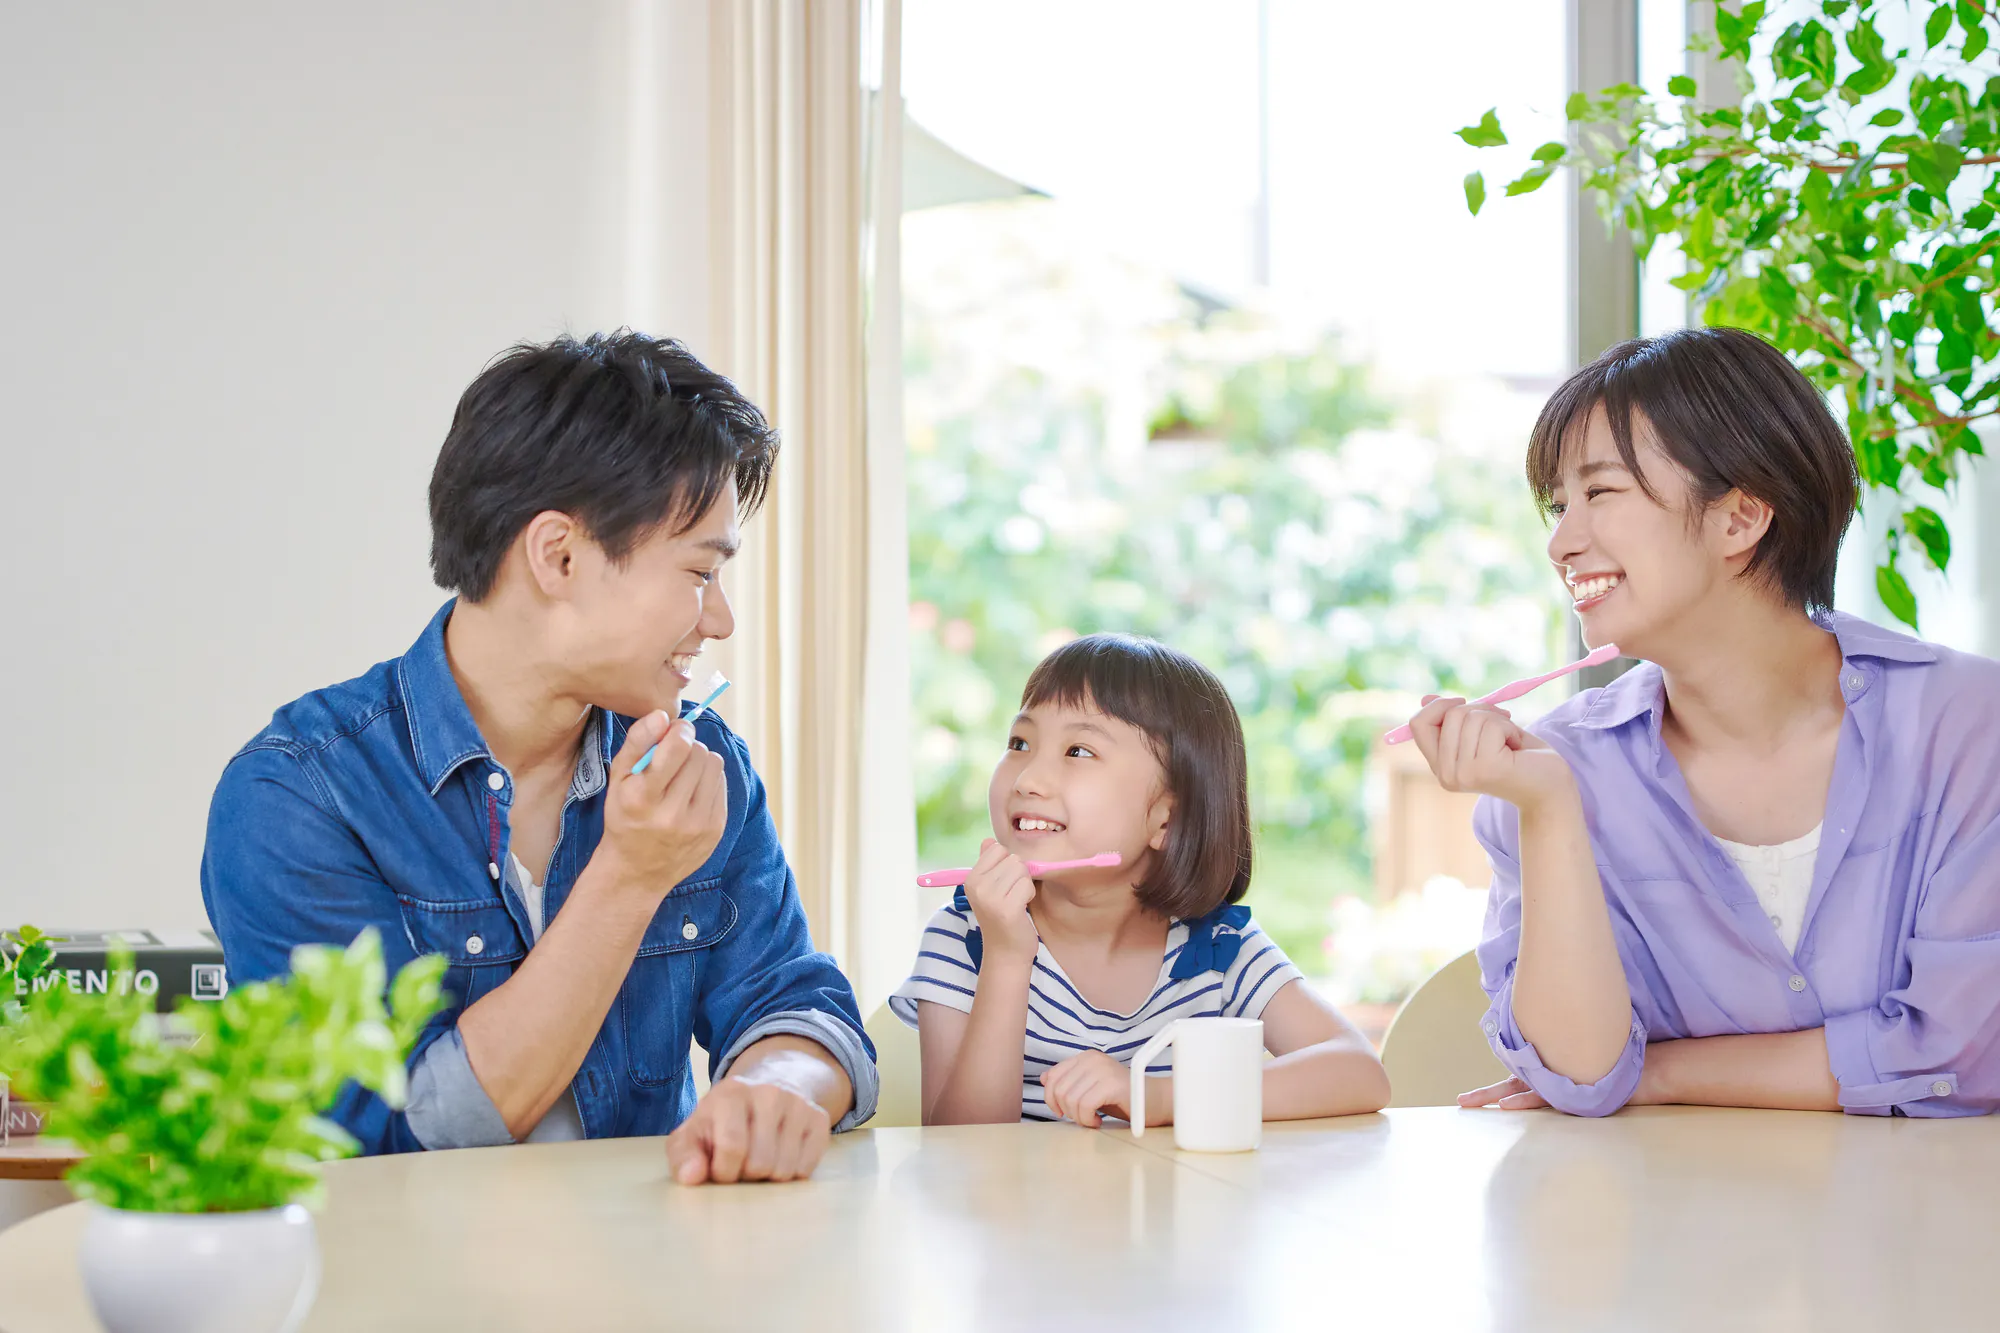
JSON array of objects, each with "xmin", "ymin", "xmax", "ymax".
[
  {"xmin": 1458, "ymin": 0, "xmax": 2000, "ymax": 628},
  {"xmin": 0, "ymin": 929, "xmax": 444, "ymax": 1333},
  {"xmin": 0, "ymin": 924, "xmax": 57, "ymax": 1144}
]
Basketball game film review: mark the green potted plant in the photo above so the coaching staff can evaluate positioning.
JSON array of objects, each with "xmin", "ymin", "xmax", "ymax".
[
  {"xmin": 0, "ymin": 929, "xmax": 443, "ymax": 1333},
  {"xmin": 0, "ymin": 924, "xmax": 57, "ymax": 1144},
  {"xmin": 1457, "ymin": 0, "xmax": 2000, "ymax": 628}
]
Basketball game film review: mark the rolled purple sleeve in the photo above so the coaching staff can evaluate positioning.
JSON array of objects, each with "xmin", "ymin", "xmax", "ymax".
[
  {"xmin": 1473, "ymin": 795, "xmax": 1648, "ymax": 1118},
  {"xmin": 1482, "ymin": 972, "xmax": 1648, "ymax": 1117},
  {"xmin": 1820, "ymin": 812, "xmax": 2000, "ymax": 1118}
]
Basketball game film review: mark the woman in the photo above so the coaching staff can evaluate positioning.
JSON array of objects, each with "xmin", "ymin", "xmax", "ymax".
[{"xmin": 1405, "ymin": 327, "xmax": 2000, "ymax": 1117}]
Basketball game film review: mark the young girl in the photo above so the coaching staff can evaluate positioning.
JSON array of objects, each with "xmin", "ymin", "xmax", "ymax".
[{"xmin": 890, "ymin": 633, "xmax": 1389, "ymax": 1127}]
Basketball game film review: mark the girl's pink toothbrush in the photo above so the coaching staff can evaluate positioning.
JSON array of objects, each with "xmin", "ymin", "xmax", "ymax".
[
  {"xmin": 1382, "ymin": 643, "xmax": 1622, "ymax": 745},
  {"xmin": 916, "ymin": 853, "xmax": 1122, "ymax": 889}
]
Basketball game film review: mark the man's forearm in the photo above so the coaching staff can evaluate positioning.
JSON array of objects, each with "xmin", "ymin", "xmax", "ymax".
[
  {"xmin": 726, "ymin": 1036, "xmax": 855, "ymax": 1123},
  {"xmin": 459, "ymin": 857, "xmax": 657, "ymax": 1138},
  {"xmin": 1512, "ymin": 786, "xmax": 1638, "ymax": 1085},
  {"xmin": 1636, "ymin": 1029, "xmax": 1841, "ymax": 1111}
]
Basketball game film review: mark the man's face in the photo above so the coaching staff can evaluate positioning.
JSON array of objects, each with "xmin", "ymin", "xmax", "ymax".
[{"xmin": 559, "ymin": 479, "xmax": 740, "ymax": 718}]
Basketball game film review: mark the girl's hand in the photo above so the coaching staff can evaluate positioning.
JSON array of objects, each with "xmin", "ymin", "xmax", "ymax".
[
  {"xmin": 1041, "ymin": 1050, "xmax": 1163, "ymax": 1127},
  {"xmin": 1404, "ymin": 696, "xmax": 1577, "ymax": 812},
  {"xmin": 963, "ymin": 838, "xmax": 1040, "ymax": 964}
]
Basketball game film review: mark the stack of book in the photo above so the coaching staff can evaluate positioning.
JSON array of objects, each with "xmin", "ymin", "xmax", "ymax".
[{"xmin": 3, "ymin": 928, "xmax": 229, "ymax": 1143}]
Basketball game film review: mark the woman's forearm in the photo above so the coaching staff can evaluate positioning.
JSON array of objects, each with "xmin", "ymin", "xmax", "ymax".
[
  {"xmin": 924, "ymin": 956, "xmax": 1035, "ymax": 1124},
  {"xmin": 1636, "ymin": 1029, "xmax": 1841, "ymax": 1110},
  {"xmin": 1260, "ymin": 1037, "xmax": 1391, "ymax": 1120},
  {"xmin": 1511, "ymin": 785, "xmax": 1638, "ymax": 1085}
]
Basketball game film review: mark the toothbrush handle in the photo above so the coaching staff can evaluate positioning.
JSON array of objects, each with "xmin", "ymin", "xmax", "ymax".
[
  {"xmin": 1380, "ymin": 681, "xmax": 1544, "ymax": 746},
  {"xmin": 915, "ymin": 869, "xmax": 971, "ymax": 889},
  {"xmin": 632, "ymin": 682, "xmax": 733, "ymax": 774},
  {"xmin": 1382, "ymin": 648, "xmax": 1618, "ymax": 746}
]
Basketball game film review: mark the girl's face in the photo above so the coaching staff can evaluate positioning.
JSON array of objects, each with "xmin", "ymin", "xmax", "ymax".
[
  {"xmin": 988, "ymin": 694, "xmax": 1173, "ymax": 882},
  {"xmin": 1546, "ymin": 407, "xmax": 1772, "ymax": 660}
]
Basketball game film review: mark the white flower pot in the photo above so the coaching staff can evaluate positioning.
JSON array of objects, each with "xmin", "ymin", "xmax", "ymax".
[{"xmin": 79, "ymin": 1202, "xmax": 321, "ymax": 1333}]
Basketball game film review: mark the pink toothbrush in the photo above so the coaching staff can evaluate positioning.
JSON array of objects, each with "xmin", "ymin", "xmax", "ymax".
[
  {"xmin": 916, "ymin": 853, "xmax": 1123, "ymax": 889},
  {"xmin": 1382, "ymin": 643, "xmax": 1622, "ymax": 745}
]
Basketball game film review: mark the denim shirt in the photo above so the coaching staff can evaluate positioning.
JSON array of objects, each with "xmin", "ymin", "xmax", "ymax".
[{"xmin": 201, "ymin": 601, "xmax": 878, "ymax": 1154}]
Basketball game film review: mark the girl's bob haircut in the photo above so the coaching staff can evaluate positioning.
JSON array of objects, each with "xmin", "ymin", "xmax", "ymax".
[{"xmin": 1019, "ymin": 633, "xmax": 1252, "ymax": 920}]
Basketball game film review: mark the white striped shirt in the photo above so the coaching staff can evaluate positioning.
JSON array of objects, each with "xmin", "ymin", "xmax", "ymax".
[{"xmin": 889, "ymin": 898, "xmax": 1303, "ymax": 1122}]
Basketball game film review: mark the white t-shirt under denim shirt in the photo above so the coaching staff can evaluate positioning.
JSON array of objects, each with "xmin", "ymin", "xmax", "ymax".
[
  {"xmin": 890, "ymin": 892, "xmax": 1303, "ymax": 1122},
  {"xmin": 508, "ymin": 851, "xmax": 587, "ymax": 1142}
]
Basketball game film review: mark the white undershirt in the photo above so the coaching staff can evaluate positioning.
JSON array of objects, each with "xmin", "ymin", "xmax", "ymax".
[
  {"xmin": 1714, "ymin": 824, "xmax": 1822, "ymax": 954},
  {"xmin": 509, "ymin": 852, "xmax": 587, "ymax": 1143}
]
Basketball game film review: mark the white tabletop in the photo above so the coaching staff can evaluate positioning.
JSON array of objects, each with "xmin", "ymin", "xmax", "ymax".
[{"xmin": 0, "ymin": 1106, "xmax": 1991, "ymax": 1332}]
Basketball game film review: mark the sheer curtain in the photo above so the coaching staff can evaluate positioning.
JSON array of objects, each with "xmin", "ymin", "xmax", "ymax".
[{"xmin": 704, "ymin": 0, "xmax": 916, "ymax": 1010}]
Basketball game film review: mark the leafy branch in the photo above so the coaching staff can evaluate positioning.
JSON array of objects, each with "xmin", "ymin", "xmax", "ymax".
[{"xmin": 1458, "ymin": 0, "xmax": 2000, "ymax": 628}]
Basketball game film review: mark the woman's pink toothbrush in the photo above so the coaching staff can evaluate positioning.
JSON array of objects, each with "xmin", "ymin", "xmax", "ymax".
[
  {"xmin": 1382, "ymin": 643, "xmax": 1622, "ymax": 745},
  {"xmin": 916, "ymin": 853, "xmax": 1122, "ymax": 889}
]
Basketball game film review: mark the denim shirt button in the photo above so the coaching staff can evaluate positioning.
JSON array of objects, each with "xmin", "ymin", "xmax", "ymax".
[
  {"xmin": 487, "ymin": 861, "xmax": 500, "ymax": 881},
  {"xmin": 487, "ymin": 772, "xmax": 505, "ymax": 791},
  {"xmin": 466, "ymin": 934, "xmax": 485, "ymax": 956},
  {"xmin": 682, "ymin": 920, "xmax": 700, "ymax": 941}
]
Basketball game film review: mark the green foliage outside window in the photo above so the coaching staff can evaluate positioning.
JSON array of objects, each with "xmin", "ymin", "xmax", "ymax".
[
  {"xmin": 907, "ymin": 224, "xmax": 1561, "ymax": 966},
  {"xmin": 1461, "ymin": 0, "xmax": 2000, "ymax": 628}
]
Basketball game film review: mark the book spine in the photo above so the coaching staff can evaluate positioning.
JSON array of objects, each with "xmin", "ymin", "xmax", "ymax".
[{"xmin": 13, "ymin": 950, "xmax": 229, "ymax": 1014}]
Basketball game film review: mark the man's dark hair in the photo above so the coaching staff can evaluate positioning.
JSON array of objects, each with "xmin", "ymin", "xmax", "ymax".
[
  {"xmin": 429, "ymin": 330, "xmax": 778, "ymax": 601},
  {"xmin": 1525, "ymin": 326, "xmax": 1858, "ymax": 614},
  {"xmin": 1020, "ymin": 634, "xmax": 1252, "ymax": 921}
]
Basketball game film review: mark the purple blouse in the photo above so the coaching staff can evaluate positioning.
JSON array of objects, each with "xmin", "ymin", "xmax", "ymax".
[{"xmin": 1475, "ymin": 612, "xmax": 2000, "ymax": 1117}]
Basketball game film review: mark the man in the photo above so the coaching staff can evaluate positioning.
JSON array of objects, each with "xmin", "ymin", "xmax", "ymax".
[{"xmin": 203, "ymin": 331, "xmax": 876, "ymax": 1182}]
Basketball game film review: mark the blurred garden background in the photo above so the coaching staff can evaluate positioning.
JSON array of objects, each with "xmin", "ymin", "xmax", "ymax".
[{"xmin": 901, "ymin": 0, "xmax": 1575, "ymax": 1023}]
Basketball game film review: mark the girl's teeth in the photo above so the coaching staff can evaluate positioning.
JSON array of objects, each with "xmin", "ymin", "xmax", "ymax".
[{"xmin": 1017, "ymin": 818, "xmax": 1064, "ymax": 832}]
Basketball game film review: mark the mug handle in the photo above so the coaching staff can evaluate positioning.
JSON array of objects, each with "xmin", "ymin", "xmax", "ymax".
[{"xmin": 1129, "ymin": 1020, "xmax": 1182, "ymax": 1139}]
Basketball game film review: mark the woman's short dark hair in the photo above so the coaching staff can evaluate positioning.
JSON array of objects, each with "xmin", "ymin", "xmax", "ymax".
[
  {"xmin": 429, "ymin": 330, "xmax": 778, "ymax": 601},
  {"xmin": 1020, "ymin": 634, "xmax": 1252, "ymax": 920},
  {"xmin": 1525, "ymin": 326, "xmax": 1858, "ymax": 613}
]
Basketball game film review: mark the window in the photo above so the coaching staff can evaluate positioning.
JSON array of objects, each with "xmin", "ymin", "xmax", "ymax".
[{"xmin": 902, "ymin": 0, "xmax": 1575, "ymax": 1037}]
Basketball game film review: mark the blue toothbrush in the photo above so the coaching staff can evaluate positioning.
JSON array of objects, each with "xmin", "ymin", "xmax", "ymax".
[{"xmin": 632, "ymin": 672, "xmax": 730, "ymax": 774}]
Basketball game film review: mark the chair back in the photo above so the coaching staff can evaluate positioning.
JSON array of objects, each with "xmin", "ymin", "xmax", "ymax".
[
  {"xmin": 1379, "ymin": 949, "xmax": 1509, "ymax": 1107},
  {"xmin": 864, "ymin": 1002, "xmax": 922, "ymax": 1128}
]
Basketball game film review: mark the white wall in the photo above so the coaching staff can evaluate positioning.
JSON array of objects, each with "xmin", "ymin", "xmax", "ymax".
[{"xmin": 1, "ymin": 1, "xmax": 711, "ymax": 930}]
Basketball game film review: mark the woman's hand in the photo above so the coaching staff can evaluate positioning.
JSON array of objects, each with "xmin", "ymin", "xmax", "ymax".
[
  {"xmin": 962, "ymin": 838, "xmax": 1040, "ymax": 965},
  {"xmin": 1457, "ymin": 1076, "xmax": 1550, "ymax": 1111},
  {"xmin": 1405, "ymin": 697, "xmax": 1577, "ymax": 812},
  {"xmin": 1041, "ymin": 1049, "xmax": 1167, "ymax": 1127}
]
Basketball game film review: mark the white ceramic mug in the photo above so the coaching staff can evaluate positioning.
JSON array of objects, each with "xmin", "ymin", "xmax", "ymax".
[{"xmin": 1130, "ymin": 1016, "xmax": 1263, "ymax": 1152}]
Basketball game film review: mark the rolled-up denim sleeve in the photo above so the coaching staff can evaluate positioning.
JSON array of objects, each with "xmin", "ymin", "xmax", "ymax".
[
  {"xmin": 404, "ymin": 1028, "xmax": 516, "ymax": 1148},
  {"xmin": 692, "ymin": 729, "xmax": 879, "ymax": 1131},
  {"xmin": 1822, "ymin": 811, "xmax": 2000, "ymax": 1118},
  {"xmin": 715, "ymin": 1009, "xmax": 879, "ymax": 1133},
  {"xmin": 1474, "ymin": 795, "xmax": 1647, "ymax": 1118},
  {"xmin": 201, "ymin": 744, "xmax": 450, "ymax": 1155}
]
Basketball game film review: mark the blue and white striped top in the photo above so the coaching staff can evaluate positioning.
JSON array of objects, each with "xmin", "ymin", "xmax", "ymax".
[{"xmin": 889, "ymin": 895, "xmax": 1304, "ymax": 1122}]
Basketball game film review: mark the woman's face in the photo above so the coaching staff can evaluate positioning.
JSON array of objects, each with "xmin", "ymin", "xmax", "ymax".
[{"xmin": 1545, "ymin": 408, "xmax": 1768, "ymax": 660}]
